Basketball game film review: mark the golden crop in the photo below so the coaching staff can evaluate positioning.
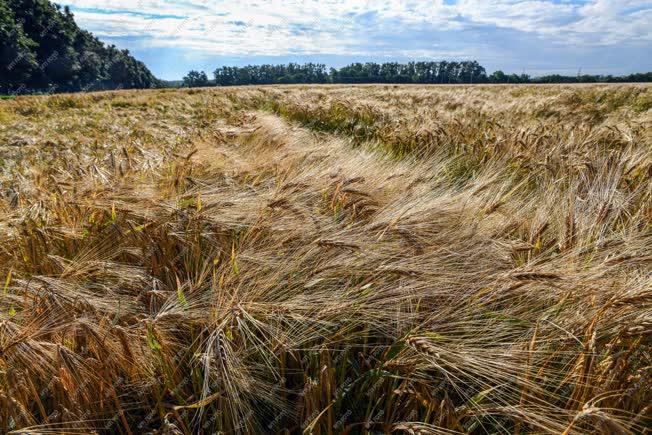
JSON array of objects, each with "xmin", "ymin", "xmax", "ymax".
[{"xmin": 0, "ymin": 84, "xmax": 650, "ymax": 434}]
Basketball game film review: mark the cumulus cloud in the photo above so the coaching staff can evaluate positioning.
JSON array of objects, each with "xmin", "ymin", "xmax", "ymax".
[
  {"xmin": 62, "ymin": 0, "xmax": 652, "ymax": 57},
  {"xmin": 567, "ymin": 0, "xmax": 652, "ymax": 44}
]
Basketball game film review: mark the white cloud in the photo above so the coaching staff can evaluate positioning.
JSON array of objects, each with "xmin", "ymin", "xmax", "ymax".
[
  {"xmin": 63, "ymin": 0, "xmax": 652, "ymax": 57},
  {"xmin": 567, "ymin": 0, "xmax": 652, "ymax": 44},
  {"xmin": 456, "ymin": 0, "xmax": 577, "ymax": 33}
]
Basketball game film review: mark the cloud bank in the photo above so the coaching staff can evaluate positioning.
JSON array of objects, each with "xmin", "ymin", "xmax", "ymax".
[{"xmin": 61, "ymin": 0, "xmax": 652, "ymax": 77}]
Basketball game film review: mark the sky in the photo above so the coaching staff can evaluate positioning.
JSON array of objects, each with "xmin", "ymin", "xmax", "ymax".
[{"xmin": 61, "ymin": 0, "xmax": 652, "ymax": 80}]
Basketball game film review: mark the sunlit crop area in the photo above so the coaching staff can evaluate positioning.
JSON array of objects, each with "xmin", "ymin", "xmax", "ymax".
[{"xmin": 0, "ymin": 84, "xmax": 650, "ymax": 434}]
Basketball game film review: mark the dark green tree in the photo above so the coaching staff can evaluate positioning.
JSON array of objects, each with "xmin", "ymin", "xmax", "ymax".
[
  {"xmin": 183, "ymin": 70, "xmax": 209, "ymax": 87},
  {"xmin": 1, "ymin": 0, "xmax": 160, "ymax": 93},
  {"xmin": 0, "ymin": 0, "xmax": 38, "ymax": 93}
]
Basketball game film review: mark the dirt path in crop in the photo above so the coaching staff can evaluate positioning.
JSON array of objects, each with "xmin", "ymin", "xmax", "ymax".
[{"xmin": 185, "ymin": 110, "xmax": 517, "ymax": 290}]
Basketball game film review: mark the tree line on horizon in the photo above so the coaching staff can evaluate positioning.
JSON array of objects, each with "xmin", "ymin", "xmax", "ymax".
[
  {"xmin": 181, "ymin": 62, "xmax": 652, "ymax": 87},
  {"xmin": 0, "ymin": 0, "xmax": 160, "ymax": 95}
]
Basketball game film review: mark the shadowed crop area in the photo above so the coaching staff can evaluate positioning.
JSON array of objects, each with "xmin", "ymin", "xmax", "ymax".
[{"xmin": 0, "ymin": 84, "xmax": 650, "ymax": 434}]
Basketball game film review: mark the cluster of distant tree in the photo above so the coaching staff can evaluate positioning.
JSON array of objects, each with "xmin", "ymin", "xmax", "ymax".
[
  {"xmin": 331, "ymin": 61, "xmax": 486, "ymax": 84},
  {"xmin": 182, "ymin": 70, "xmax": 210, "ymax": 87},
  {"xmin": 179, "ymin": 62, "xmax": 652, "ymax": 88},
  {"xmin": 205, "ymin": 61, "xmax": 485, "ymax": 86},
  {"xmin": 0, "ymin": 0, "xmax": 160, "ymax": 94},
  {"xmin": 532, "ymin": 72, "xmax": 652, "ymax": 83},
  {"xmin": 488, "ymin": 70, "xmax": 652, "ymax": 84},
  {"xmin": 213, "ymin": 63, "xmax": 329, "ymax": 86}
]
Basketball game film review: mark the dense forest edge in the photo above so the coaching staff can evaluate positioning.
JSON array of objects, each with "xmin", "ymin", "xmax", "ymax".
[
  {"xmin": 1, "ymin": 0, "xmax": 651, "ymax": 96},
  {"xmin": 0, "ymin": 0, "xmax": 161, "ymax": 94}
]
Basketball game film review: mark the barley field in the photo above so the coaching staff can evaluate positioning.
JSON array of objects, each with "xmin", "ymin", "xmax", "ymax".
[{"xmin": 0, "ymin": 84, "xmax": 650, "ymax": 434}]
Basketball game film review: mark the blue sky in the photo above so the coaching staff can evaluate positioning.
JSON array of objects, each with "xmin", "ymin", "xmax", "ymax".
[{"xmin": 61, "ymin": 0, "xmax": 652, "ymax": 80}]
